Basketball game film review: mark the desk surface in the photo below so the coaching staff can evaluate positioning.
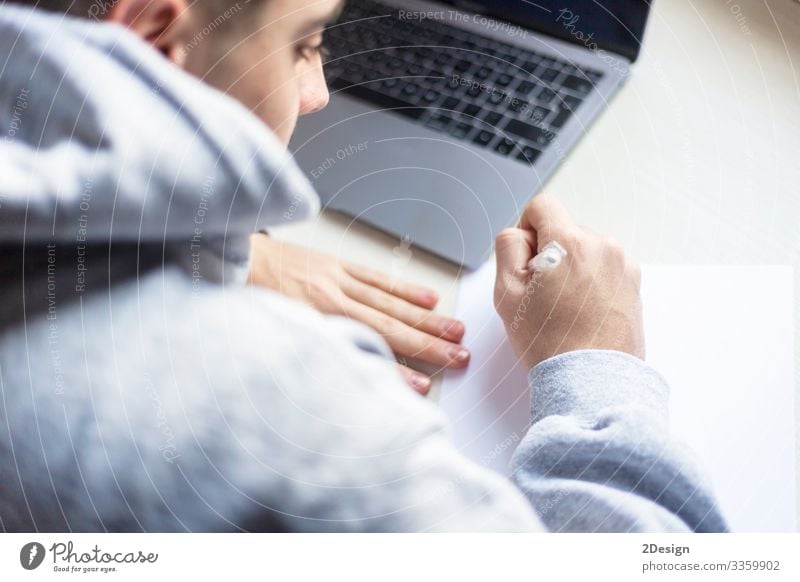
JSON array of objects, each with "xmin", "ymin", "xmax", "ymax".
[{"xmin": 272, "ymin": 0, "xmax": 800, "ymax": 528}]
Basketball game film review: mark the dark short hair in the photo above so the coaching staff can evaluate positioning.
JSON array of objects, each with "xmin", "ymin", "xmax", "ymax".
[{"xmin": 6, "ymin": 0, "xmax": 259, "ymax": 22}]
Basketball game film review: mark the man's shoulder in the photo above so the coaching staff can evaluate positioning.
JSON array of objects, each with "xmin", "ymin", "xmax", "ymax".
[{"xmin": 130, "ymin": 266, "xmax": 393, "ymax": 363}]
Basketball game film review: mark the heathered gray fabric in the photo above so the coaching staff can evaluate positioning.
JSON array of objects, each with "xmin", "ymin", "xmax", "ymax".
[
  {"xmin": 0, "ymin": 6, "xmax": 728, "ymax": 533},
  {"xmin": 0, "ymin": 4, "xmax": 319, "ymax": 284},
  {"xmin": 515, "ymin": 351, "xmax": 727, "ymax": 532}
]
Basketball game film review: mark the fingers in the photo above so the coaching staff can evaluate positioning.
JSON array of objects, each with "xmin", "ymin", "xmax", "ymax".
[
  {"xmin": 520, "ymin": 193, "xmax": 576, "ymax": 249},
  {"xmin": 396, "ymin": 363, "xmax": 432, "ymax": 395},
  {"xmin": 342, "ymin": 300, "xmax": 470, "ymax": 369},
  {"xmin": 343, "ymin": 262, "xmax": 439, "ymax": 309},
  {"xmin": 342, "ymin": 278, "xmax": 465, "ymax": 342}
]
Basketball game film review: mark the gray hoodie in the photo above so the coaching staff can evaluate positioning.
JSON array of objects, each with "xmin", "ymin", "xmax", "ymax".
[{"xmin": 0, "ymin": 5, "xmax": 727, "ymax": 533}]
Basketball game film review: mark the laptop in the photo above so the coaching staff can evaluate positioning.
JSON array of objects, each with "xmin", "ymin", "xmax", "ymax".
[{"xmin": 290, "ymin": 0, "xmax": 652, "ymax": 268}]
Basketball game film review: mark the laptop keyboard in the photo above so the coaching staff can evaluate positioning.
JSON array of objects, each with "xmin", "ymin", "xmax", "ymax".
[{"xmin": 323, "ymin": 0, "xmax": 604, "ymax": 166}]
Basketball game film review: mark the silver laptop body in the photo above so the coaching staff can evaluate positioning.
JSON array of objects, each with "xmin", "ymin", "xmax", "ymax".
[{"xmin": 290, "ymin": 0, "xmax": 649, "ymax": 268}]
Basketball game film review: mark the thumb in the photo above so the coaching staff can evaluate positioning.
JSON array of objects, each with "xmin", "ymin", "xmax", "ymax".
[
  {"xmin": 520, "ymin": 193, "xmax": 575, "ymax": 249},
  {"xmin": 495, "ymin": 227, "xmax": 536, "ymax": 280}
]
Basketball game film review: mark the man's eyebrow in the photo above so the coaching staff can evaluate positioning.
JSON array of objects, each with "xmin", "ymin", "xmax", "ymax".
[{"xmin": 299, "ymin": 0, "xmax": 346, "ymax": 35}]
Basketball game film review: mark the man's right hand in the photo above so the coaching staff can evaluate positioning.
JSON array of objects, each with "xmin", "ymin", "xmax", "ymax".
[{"xmin": 493, "ymin": 193, "xmax": 646, "ymax": 370}]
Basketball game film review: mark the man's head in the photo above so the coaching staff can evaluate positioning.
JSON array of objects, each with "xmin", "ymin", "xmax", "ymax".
[{"xmin": 15, "ymin": 0, "xmax": 343, "ymax": 144}]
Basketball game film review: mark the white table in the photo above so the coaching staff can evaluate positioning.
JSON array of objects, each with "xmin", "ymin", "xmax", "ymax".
[{"xmin": 272, "ymin": 0, "xmax": 800, "ymax": 527}]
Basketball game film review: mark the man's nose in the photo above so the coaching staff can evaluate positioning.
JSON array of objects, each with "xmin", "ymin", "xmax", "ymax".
[{"xmin": 299, "ymin": 75, "xmax": 330, "ymax": 116}]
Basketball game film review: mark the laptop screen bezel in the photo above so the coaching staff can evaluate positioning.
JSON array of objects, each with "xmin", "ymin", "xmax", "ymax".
[{"xmin": 434, "ymin": 0, "xmax": 652, "ymax": 62}]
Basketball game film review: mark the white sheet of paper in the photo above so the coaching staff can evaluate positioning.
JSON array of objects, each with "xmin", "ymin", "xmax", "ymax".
[{"xmin": 439, "ymin": 263, "xmax": 796, "ymax": 532}]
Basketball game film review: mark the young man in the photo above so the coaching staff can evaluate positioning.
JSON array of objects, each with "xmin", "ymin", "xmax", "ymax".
[{"xmin": 0, "ymin": 0, "xmax": 727, "ymax": 532}]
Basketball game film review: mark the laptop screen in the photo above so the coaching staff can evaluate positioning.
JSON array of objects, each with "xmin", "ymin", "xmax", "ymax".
[{"xmin": 437, "ymin": 1, "xmax": 652, "ymax": 62}]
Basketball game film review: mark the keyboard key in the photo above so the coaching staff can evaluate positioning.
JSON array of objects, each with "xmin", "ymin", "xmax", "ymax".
[
  {"xmin": 495, "ymin": 138, "xmax": 516, "ymax": 156},
  {"xmin": 522, "ymin": 61, "xmax": 540, "ymax": 73},
  {"xmin": 504, "ymin": 119, "xmax": 553, "ymax": 145},
  {"xmin": 528, "ymin": 106, "xmax": 551, "ymax": 123},
  {"xmin": 496, "ymin": 74, "xmax": 513, "ymax": 87},
  {"xmin": 440, "ymin": 34, "xmax": 458, "ymax": 47},
  {"xmin": 537, "ymin": 89, "xmax": 556, "ymax": 104},
  {"xmin": 415, "ymin": 48, "xmax": 434, "ymax": 61},
  {"xmin": 506, "ymin": 46, "xmax": 524, "ymax": 59},
  {"xmin": 401, "ymin": 83, "xmax": 420, "ymax": 97},
  {"xmin": 450, "ymin": 122, "xmax": 472, "ymax": 139},
  {"xmin": 483, "ymin": 111, "xmax": 503, "ymax": 125},
  {"xmin": 462, "ymin": 103, "xmax": 482, "ymax": 118},
  {"xmin": 517, "ymin": 146, "xmax": 542, "ymax": 165},
  {"xmin": 473, "ymin": 130, "xmax": 495, "ymax": 147},
  {"xmin": 540, "ymin": 68, "xmax": 559, "ymax": 82},
  {"xmin": 562, "ymin": 74, "xmax": 593, "ymax": 94},
  {"xmin": 560, "ymin": 94, "xmax": 582, "ymax": 111},
  {"xmin": 418, "ymin": 29, "xmax": 434, "ymax": 43},
  {"xmin": 342, "ymin": 67, "xmax": 365, "ymax": 84},
  {"xmin": 442, "ymin": 96, "xmax": 460, "ymax": 110},
  {"xmin": 485, "ymin": 91, "xmax": 503, "ymax": 105},
  {"xmin": 426, "ymin": 114, "xmax": 453, "ymax": 132},
  {"xmin": 435, "ymin": 53, "xmax": 453, "ymax": 66},
  {"xmin": 550, "ymin": 108, "xmax": 572, "ymax": 129},
  {"xmin": 509, "ymin": 98, "xmax": 528, "ymax": 114},
  {"xmin": 492, "ymin": 59, "xmax": 511, "ymax": 72},
  {"xmin": 516, "ymin": 80, "xmax": 537, "ymax": 95},
  {"xmin": 422, "ymin": 89, "xmax": 439, "ymax": 103},
  {"xmin": 425, "ymin": 69, "xmax": 448, "ymax": 84}
]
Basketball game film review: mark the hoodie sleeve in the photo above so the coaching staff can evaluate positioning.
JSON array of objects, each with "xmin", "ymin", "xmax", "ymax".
[
  {"xmin": 140, "ymin": 284, "xmax": 728, "ymax": 533},
  {"xmin": 510, "ymin": 350, "xmax": 729, "ymax": 532}
]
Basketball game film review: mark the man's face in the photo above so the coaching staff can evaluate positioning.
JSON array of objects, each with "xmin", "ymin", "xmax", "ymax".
[{"xmin": 181, "ymin": 0, "xmax": 343, "ymax": 144}]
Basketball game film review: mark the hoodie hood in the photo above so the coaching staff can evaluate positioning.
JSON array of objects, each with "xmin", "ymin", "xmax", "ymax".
[{"xmin": 0, "ymin": 5, "xmax": 319, "ymax": 281}]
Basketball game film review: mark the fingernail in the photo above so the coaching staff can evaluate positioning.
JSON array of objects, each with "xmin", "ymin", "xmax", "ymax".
[
  {"xmin": 421, "ymin": 290, "xmax": 439, "ymax": 303},
  {"xmin": 448, "ymin": 346, "xmax": 470, "ymax": 362},
  {"xmin": 411, "ymin": 373, "xmax": 431, "ymax": 392},
  {"xmin": 441, "ymin": 320, "xmax": 464, "ymax": 336}
]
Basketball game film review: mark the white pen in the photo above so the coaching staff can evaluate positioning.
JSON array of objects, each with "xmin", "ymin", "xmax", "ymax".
[{"xmin": 527, "ymin": 240, "xmax": 567, "ymax": 273}]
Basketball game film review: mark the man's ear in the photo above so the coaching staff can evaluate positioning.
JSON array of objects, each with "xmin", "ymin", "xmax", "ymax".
[{"xmin": 107, "ymin": 0, "xmax": 191, "ymax": 66}]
